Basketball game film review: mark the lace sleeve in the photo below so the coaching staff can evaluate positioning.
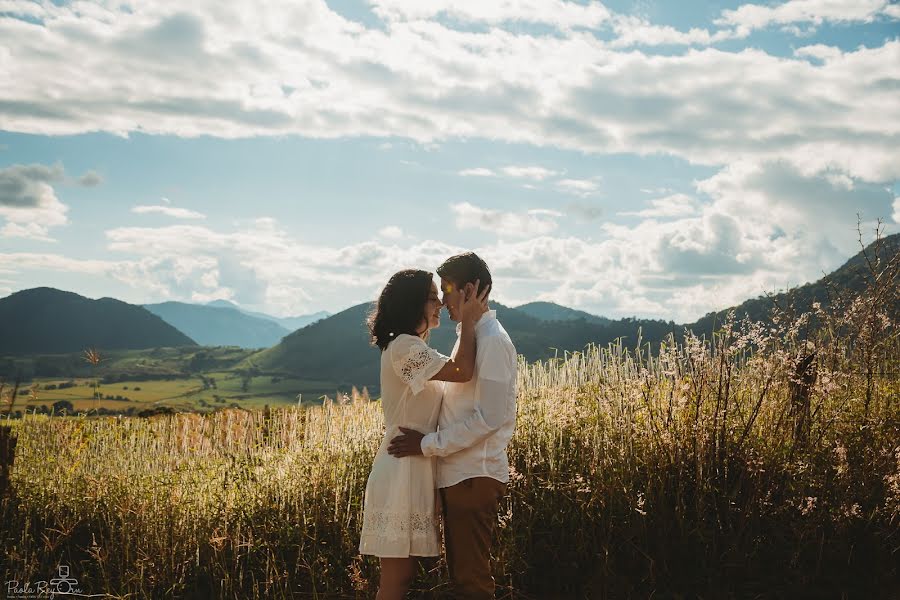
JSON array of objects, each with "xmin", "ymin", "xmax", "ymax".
[{"xmin": 390, "ymin": 335, "xmax": 448, "ymax": 395}]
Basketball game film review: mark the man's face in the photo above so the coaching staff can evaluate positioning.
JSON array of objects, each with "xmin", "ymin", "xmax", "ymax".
[{"xmin": 440, "ymin": 277, "xmax": 466, "ymax": 322}]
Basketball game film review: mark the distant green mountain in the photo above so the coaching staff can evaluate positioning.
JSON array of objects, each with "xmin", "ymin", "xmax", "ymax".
[
  {"xmin": 247, "ymin": 234, "xmax": 899, "ymax": 390},
  {"xmin": 516, "ymin": 301, "xmax": 611, "ymax": 325},
  {"xmin": 206, "ymin": 299, "xmax": 330, "ymax": 332},
  {"xmin": 0, "ymin": 288, "xmax": 196, "ymax": 354},
  {"xmin": 248, "ymin": 301, "xmax": 677, "ymax": 390},
  {"xmin": 685, "ymin": 233, "xmax": 900, "ymax": 334},
  {"xmin": 144, "ymin": 301, "xmax": 290, "ymax": 348}
]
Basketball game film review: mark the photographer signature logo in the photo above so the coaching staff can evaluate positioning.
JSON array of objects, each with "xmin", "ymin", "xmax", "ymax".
[{"xmin": 6, "ymin": 564, "xmax": 107, "ymax": 598}]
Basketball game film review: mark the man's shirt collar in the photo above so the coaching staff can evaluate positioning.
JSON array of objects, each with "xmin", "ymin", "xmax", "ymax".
[{"xmin": 455, "ymin": 309, "xmax": 497, "ymax": 335}]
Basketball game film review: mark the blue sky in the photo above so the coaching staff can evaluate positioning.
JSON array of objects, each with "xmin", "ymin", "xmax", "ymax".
[{"xmin": 0, "ymin": 0, "xmax": 898, "ymax": 321}]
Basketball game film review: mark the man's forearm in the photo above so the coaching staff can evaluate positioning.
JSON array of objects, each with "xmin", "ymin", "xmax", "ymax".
[{"xmin": 420, "ymin": 407, "xmax": 497, "ymax": 457}]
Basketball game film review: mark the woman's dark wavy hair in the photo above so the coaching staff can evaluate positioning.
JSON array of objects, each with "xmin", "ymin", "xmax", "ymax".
[{"xmin": 367, "ymin": 269, "xmax": 434, "ymax": 351}]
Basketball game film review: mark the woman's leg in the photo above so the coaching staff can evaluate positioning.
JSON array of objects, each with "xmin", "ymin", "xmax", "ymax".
[{"xmin": 376, "ymin": 557, "xmax": 417, "ymax": 600}]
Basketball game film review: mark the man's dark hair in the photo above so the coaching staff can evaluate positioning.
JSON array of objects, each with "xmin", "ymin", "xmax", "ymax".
[
  {"xmin": 436, "ymin": 252, "xmax": 492, "ymax": 295},
  {"xmin": 367, "ymin": 269, "xmax": 434, "ymax": 351}
]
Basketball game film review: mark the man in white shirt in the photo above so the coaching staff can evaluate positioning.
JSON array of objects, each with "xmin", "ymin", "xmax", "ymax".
[{"xmin": 388, "ymin": 252, "xmax": 517, "ymax": 600}]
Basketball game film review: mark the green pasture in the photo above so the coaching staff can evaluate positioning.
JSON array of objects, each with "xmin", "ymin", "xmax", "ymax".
[{"xmin": 11, "ymin": 373, "xmax": 350, "ymax": 413}]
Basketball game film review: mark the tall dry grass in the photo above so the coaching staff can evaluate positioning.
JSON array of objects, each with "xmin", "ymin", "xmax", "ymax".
[
  {"xmin": 1, "ymin": 231, "xmax": 898, "ymax": 598},
  {"xmin": 2, "ymin": 325, "xmax": 897, "ymax": 598}
]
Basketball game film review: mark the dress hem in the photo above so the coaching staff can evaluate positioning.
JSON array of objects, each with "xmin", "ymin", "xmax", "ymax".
[{"xmin": 359, "ymin": 551, "xmax": 441, "ymax": 558}]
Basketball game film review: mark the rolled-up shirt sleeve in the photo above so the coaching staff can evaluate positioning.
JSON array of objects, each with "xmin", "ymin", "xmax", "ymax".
[{"xmin": 421, "ymin": 336, "xmax": 515, "ymax": 457}]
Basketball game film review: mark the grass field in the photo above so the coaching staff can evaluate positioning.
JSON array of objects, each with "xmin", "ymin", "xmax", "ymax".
[
  {"xmin": 12, "ymin": 373, "xmax": 355, "ymax": 413},
  {"xmin": 2, "ymin": 344, "xmax": 357, "ymax": 414},
  {"xmin": 2, "ymin": 320, "xmax": 898, "ymax": 598},
  {"xmin": 1, "ymin": 254, "xmax": 897, "ymax": 598}
]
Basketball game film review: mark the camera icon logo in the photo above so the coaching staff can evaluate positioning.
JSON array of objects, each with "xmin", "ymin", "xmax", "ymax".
[{"xmin": 49, "ymin": 564, "xmax": 79, "ymax": 594}]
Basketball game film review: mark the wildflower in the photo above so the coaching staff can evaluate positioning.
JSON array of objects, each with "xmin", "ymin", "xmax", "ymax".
[
  {"xmin": 799, "ymin": 496, "xmax": 817, "ymax": 516},
  {"xmin": 83, "ymin": 348, "xmax": 103, "ymax": 366},
  {"xmin": 841, "ymin": 503, "xmax": 862, "ymax": 519},
  {"xmin": 834, "ymin": 444, "xmax": 849, "ymax": 476},
  {"xmin": 635, "ymin": 492, "xmax": 647, "ymax": 516}
]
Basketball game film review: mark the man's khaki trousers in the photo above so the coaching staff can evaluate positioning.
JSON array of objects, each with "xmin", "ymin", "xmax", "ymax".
[{"xmin": 440, "ymin": 477, "xmax": 507, "ymax": 600}]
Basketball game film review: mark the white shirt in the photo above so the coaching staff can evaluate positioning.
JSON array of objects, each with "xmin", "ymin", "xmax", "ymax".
[{"xmin": 420, "ymin": 310, "xmax": 517, "ymax": 488}]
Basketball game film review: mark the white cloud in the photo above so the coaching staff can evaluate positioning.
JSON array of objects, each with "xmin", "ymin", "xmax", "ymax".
[
  {"xmin": 794, "ymin": 44, "xmax": 844, "ymax": 62},
  {"xmin": 132, "ymin": 204, "xmax": 206, "ymax": 219},
  {"xmin": 528, "ymin": 208, "xmax": 564, "ymax": 218},
  {"xmin": 459, "ymin": 168, "xmax": 495, "ymax": 177},
  {"xmin": 378, "ymin": 225, "xmax": 404, "ymax": 239},
  {"xmin": 610, "ymin": 16, "xmax": 733, "ymax": 48},
  {"xmin": 500, "ymin": 166, "xmax": 559, "ymax": 181},
  {"xmin": 0, "ymin": 252, "xmax": 114, "ymax": 275},
  {"xmin": 367, "ymin": 0, "xmax": 612, "ymax": 29},
  {"xmin": 0, "ymin": 3, "xmax": 897, "ymax": 183},
  {"xmin": 0, "ymin": 162, "xmax": 69, "ymax": 241},
  {"xmin": 0, "ymin": 3, "xmax": 897, "ymax": 322},
  {"xmin": 716, "ymin": 0, "xmax": 890, "ymax": 35},
  {"xmin": 452, "ymin": 201, "xmax": 560, "ymax": 237},
  {"xmin": 92, "ymin": 219, "xmax": 465, "ymax": 314},
  {"xmin": 3, "ymin": 161, "xmax": 895, "ymax": 322},
  {"xmin": 556, "ymin": 178, "xmax": 599, "ymax": 197},
  {"xmin": 620, "ymin": 193, "xmax": 699, "ymax": 218},
  {"xmin": 0, "ymin": 222, "xmax": 57, "ymax": 242},
  {"xmin": 77, "ymin": 170, "xmax": 103, "ymax": 187}
]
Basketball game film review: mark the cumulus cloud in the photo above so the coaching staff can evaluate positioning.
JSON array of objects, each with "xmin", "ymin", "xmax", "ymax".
[
  {"xmin": 378, "ymin": 225, "xmax": 404, "ymax": 239},
  {"xmin": 620, "ymin": 193, "xmax": 699, "ymax": 218},
  {"xmin": 452, "ymin": 202, "xmax": 560, "ymax": 237},
  {"xmin": 1, "ymin": 2, "xmax": 896, "ymax": 183},
  {"xmin": 0, "ymin": 252, "xmax": 114, "ymax": 275},
  {"xmin": 1, "ymin": 3, "xmax": 897, "ymax": 321},
  {"xmin": 716, "ymin": 0, "xmax": 892, "ymax": 35},
  {"xmin": 367, "ymin": 0, "xmax": 612, "ymax": 29},
  {"xmin": 0, "ymin": 162, "xmax": 69, "ymax": 241},
  {"xmin": 92, "ymin": 219, "xmax": 465, "ymax": 314},
  {"xmin": 132, "ymin": 204, "xmax": 207, "ymax": 219},
  {"xmin": 459, "ymin": 168, "xmax": 495, "ymax": 177},
  {"xmin": 609, "ymin": 16, "xmax": 732, "ymax": 48},
  {"xmin": 476, "ymin": 160, "xmax": 896, "ymax": 320},
  {"xmin": 2, "ymin": 163, "xmax": 894, "ymax": 322},
  {"xmin": 556, "ymin": 178, "xmax": 599, "ymax": 197},
  {"xmin": 77, "ymin": 170, "xmax": 103, "ymax": 187},
  {"xmin": 500, "ymin": 166, "xmax": 559, "ymax": 181}
]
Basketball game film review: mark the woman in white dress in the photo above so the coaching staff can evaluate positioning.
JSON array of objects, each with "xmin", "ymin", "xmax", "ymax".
[{"xmin": 360, "ymin": 269, "xmax": 488, "ymax": 600}]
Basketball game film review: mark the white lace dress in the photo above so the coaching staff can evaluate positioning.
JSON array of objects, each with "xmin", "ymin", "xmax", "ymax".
[{"xmin": 359, "ymin": 334, "xmax": 449, "ymax": 558}]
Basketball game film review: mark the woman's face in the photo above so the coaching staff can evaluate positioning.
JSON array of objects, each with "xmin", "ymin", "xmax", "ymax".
[{"xmin": 418, "ymin": 281, "xmax": 442, "ymax": 335}]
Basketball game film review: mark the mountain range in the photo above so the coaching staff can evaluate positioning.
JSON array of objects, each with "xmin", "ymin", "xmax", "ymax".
[
  {"xmin": 142, "ymin": 301, "xmax": 330, "ymax": 348},
  {"xmin": 0, "ymin": 233, "xmax": 896, "ymax": 386},
  {"xmin": 515, "ymin": 301, "xmax": 611, "ymax": 325},
  {"xmin": 0, "ymin": 288, "xmax": 196, "ymax": 354},
  {"xmin": 143, "ymin": 302, "xmax": 291, "ymax": 348},
  {"xmin": 247, "ymin": 233, "xmax": 899, "ymax": 389},
  {"xmin": 205, "ymin": 300, "xmax": 329, "ymax": 332}
]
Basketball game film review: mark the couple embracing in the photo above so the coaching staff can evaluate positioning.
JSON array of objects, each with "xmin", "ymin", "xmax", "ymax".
[{"xmin": 359, "ymin": 252, "xmax": 517, "ymax": 599}]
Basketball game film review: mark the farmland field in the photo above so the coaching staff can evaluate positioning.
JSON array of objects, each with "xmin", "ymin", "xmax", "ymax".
[
  {"xmin": 1, "ymin": 345, "xmax": 356, "ymax": 415},
  {"xmin": 17, "ymin": 374, "xmax": 350, "ymax": 411}
]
